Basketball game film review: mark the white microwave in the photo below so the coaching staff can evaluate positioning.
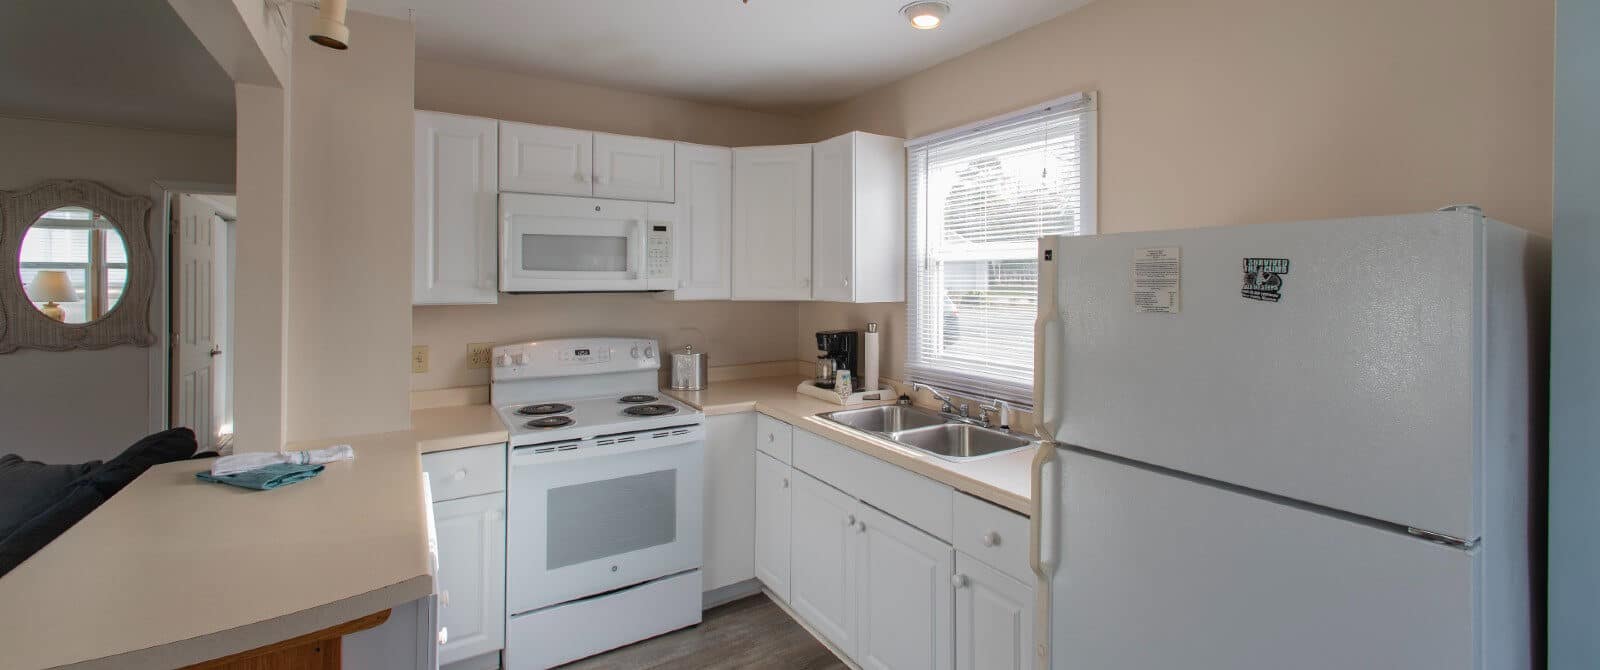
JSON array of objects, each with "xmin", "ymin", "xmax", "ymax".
[{"xmin": 500, "ymin": 193, "xmax": 677, "ymax": 292}]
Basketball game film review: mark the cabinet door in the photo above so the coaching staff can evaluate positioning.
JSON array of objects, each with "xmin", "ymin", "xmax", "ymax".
[
  {"xmin": 856, "ymin": 504, "xmax": 954, "ymax": 670},
  {"xmin": 595, "ymin": 133, "xmax": 675, "ymax": 202},
  {"xmin": 499, "ymin": 121, "xmax": 593, "ymax": 196},
  {"xmin": 954, "ymin": 553, "xmax": 1032, "ymax": 670},
  {"xmin": 414, "ymin": 111, "xmax": 498, "ymax": 305},
  {"xmin": 732, "ymin": 145, "xmax": 813, "ymax": 300},
  {"xmin": 705, "ymin": 413, "xmax": 756, "ymax": 592},
  {"xmin": 754, "ymin": 450, "xmax": 792, "ymax": 601},
  {"xmin": 434, "ymin": 492, "xmax": 507, "ymax": 665},
  {"xmin": 672, "ymin": 144, "xmax": 733, "ymax": 300},
  {"xmin": 811, "ymin": 132, "xmax": 854, "ymax": 302},
  {"xmin": 790, "ymin": 470, "xmax": 858, "ymax": 657}
]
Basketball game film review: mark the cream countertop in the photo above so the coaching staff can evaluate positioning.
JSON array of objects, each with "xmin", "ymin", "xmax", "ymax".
[
  {"xmin": 412, "ymin": 403, "xmax": 509, "ymax": 454},
  {"xmin": 0, "ymin": 431, "xmax": 435, "ymax": 670},
  {"xmin": 666, "ymin": 376, "xmax": 1036, "ymax": 516}
]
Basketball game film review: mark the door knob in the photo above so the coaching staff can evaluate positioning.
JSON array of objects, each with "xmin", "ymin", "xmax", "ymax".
[
  {"xmin": 951, "ymin": 574, "xmax": 968, "ymax": 589},
  {"xmin": 208, "ymin": 346, "xmax": 222, "ymax": 357}
]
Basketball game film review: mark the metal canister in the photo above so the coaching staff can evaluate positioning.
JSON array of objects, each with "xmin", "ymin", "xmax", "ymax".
[{"xmin": 670, "ymin": 345, "xmax": 709, "ymax": 391}]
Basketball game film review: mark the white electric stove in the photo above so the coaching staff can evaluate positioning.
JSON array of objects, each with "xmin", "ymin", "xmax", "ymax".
[{"xmin": 491, "ymin": 337, "xmax": 704, "ymax": 670}]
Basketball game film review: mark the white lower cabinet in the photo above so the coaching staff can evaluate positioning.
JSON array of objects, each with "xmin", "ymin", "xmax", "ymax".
[
  {"xmin": 434, "ymin": 491, "xmax": 507, "ymax": 666},
  {"xmin": 754, "ymin": 450, "xmax": 792, "ymax": 600},
  {"xmin": 953, "ymin": 552, "xmax": 1033, "ymax": 670},
  {"xmin": 856, "ymin": 504, "xmax": 955, "ymax": 670},
  {"xmin": 704, "ymin": 413, "xmax": 756, "ymax": 591},
  {"xmin": 756, "ymin": 421, "xmax": 1032, "ymax": 670},
  {"xmin": 789, "ymin": 470, "xmax": 860, "ymax": 658}
]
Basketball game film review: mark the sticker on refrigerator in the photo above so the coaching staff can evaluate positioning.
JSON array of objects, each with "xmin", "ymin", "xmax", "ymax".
[
  {"xmin": 1132, "ymin": 247, "xmax": 1181, "ymax": 313},
  {"xmin": 1241, "ymin": 258, "xmax": 1290, "ymax": 302}
]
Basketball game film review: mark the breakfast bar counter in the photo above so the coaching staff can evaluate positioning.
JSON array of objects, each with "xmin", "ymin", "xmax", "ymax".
[{"xmin": 0, "ymin": 432, "xmax": 436, "ymax": 670}]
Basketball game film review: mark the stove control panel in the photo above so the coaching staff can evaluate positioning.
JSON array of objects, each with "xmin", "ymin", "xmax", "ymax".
[{"xmin": 491, "ymin": 337, "xmax": 660, "ymax": 380}]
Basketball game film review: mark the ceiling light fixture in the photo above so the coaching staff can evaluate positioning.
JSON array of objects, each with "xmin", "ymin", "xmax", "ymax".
[
  {"xmin": 900, "ymin": 1, "xmax": 951, "ymax": 30},
  {"xmin": 308, "ymin": 0, "xmax": 351, "ymax": 50}
]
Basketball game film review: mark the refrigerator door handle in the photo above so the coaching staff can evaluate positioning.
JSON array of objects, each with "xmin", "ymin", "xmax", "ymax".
[
  {"xmin": 1030, "ymin": 441, "xmax": 1059, "ymax": 670},
  {"xmin": 1033, "ymin": 236, "xmax": 1063, "ymax": 441}
]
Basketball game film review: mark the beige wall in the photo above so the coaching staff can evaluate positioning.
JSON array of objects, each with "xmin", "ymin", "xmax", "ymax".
[
  {"xmin": 231, "ymin": 82, "xmax": 290, "ymax": 453},
  {"xmin": 415, "ymin": 59, "xmax": 810, "ymax": 147},
  {"xmin": 282, "ymin": 8, "xmax": 414, "ymax": 441},
  {"xmin": 801, "ymin": 0, "xmax": 1554, "ymax": 381},
  {"xmin": 410, "ymin": 60, "xmax": 811, "ymax": 392},
  {"xmin": 0, "ymin": 116, "xmax": 234, "ymax": 462},
  {"xmin": 413, "ymin": 295, "xmax": 799, "ymax": 390}
]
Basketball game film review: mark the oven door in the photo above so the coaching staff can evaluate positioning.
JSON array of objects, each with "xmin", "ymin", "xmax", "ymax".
[
  {"xmin": 500, "ymin": 193, "xmax": 649, "ymax": 292},
  {"xmin": 506, "ymin": 429, "xmax": 704, "ymax": 615}
]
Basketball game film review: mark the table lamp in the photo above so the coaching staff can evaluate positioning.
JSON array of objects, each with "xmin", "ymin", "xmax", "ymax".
[{"xmin": 26, "ymin": 270, "xmax": 78, "ymax": 322}]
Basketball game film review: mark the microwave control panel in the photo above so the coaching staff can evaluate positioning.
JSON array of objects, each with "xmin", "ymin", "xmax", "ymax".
[{"xmin": 646, "ymin": 224, "xmax": 672, "ymax": 279}]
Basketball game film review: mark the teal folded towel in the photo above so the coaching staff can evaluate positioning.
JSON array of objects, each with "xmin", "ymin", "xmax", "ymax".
[{"xmin": 196, "ymin": 463, "xmax": 324, "ymax": 490}]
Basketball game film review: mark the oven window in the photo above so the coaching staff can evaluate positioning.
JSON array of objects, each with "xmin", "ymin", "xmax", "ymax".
[
  {"xmin": 521, "ymin": 233, "xmax": 628, "ymax": 272},
  {"xmin": 546, "ymin": 469, "xmax": 676, "ymax": 569}
]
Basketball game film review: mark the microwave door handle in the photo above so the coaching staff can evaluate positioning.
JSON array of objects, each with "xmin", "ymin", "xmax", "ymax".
[{"xmin": 632, "ymin": 218, "xmax": 646, "ymax": 280}]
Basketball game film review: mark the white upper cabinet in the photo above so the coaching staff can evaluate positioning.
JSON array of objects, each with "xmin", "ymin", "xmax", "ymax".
[
  {"xmin": 732, "ymin": 145, "xmax": 813, "ymax": 300},
  {"xmin": 499, "ymin": 121, "xmax": 593, "ymax": 196},
  {"xmin": 671, "ymin": 144, "xmax": 733, "ymax": 300},
  {"xmin": 414, "ymin": 111, "xmax": 498, "ymax": 305},
  {"xmin": 812, "ymin": 131, "xmax": 906, "ymax": 303},
  {"xmin": 595, "ymin": 133, "xmax": 675, "ymax": 202}
]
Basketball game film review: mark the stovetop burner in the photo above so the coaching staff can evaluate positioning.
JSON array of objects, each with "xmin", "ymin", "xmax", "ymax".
[
  {"xmin": 525, "ymin": 416, "xmax": 575, "ymax": 429},
  {"xmin": 623, "ymin": 404, "xmax": 678, "ymax": 417},
  {"xmin": 618, "ymin": 394, "xmax": 658, "ymax": 404},
  {"xmin": 517, "ymin": 403, "xmax": 574, "ymax": 416}
]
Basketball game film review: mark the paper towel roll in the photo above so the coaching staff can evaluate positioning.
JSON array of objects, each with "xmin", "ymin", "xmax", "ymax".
[{"xmin": 863, "ymin": 322, "xmax": 880, "ymax": 391}]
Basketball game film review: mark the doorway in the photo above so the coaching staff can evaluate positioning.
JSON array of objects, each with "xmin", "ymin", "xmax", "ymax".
[{"xmin": 167, "ymin": 192, "xmax": 236, "ymax": 452}]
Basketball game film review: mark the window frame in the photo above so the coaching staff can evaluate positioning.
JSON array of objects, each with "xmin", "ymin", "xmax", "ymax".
[{"xmin": 903, "ymin": 92, "xmax": 1098, "ymax": 407}]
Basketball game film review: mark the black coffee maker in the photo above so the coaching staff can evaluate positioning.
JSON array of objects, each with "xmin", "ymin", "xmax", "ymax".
[{"xmin": 815, "ymin": 330, "xmax": 860, "ymax": 390}]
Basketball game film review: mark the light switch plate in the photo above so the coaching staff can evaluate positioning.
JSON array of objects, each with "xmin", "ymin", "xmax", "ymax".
[
  {"xmin": 467, "ymin": 342, "xmax": 494, "ymax": 369},
  {"xmin": 412, "ymin": 345, "xmax": 429, "ymax": 374}
]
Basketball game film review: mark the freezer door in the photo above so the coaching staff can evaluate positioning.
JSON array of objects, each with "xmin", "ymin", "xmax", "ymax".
[
  {"xmin": 1046, "ymin": 449, "xmax": 1478, "ymax": 670},
  {"xmin": 1039, "ymin": 212, "xmax": 1481, "ymax": 539}
]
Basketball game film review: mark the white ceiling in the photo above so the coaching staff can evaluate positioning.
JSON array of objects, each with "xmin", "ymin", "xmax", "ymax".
[
  {"xmin": 353, "ymin": 0, "xmax": 1091, "ymax": 113},
  {"xmin": 0, "ymin": 0, "xmax": 235, "ymax": 136}
]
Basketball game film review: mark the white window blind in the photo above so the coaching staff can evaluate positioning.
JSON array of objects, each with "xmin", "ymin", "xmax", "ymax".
[{"xmin": 906, "ymin": 94, "xmax": 1096, "ymax": 406}]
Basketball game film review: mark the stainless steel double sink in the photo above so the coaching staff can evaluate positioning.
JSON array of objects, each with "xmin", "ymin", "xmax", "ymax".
[{"xmin": 819, "ymin": 405, "xmax": 1036, "ymax": 461}]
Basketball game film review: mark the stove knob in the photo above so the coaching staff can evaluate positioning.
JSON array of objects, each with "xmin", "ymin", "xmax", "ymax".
[
  {"xmin": 630, "ymin": 346, "xmax": 641, "ymax": 359},
  {"xmin": 513, "ymin": 353, "xmax": 528, "ymax": 365},
  {"xmin": 643, "ymin": 346, "xmax": 655, "ymax": 359},
  {"xmin": 493, "ymin": 353, "xmax": 509, "ymax": 367}
]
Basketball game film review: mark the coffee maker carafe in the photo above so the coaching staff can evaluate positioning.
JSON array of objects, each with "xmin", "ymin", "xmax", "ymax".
[{"xmin": 814, "ymin": 330, "xmax": 860, "ymax": 390}]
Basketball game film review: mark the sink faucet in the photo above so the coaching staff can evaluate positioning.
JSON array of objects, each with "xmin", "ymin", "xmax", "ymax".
[{"xmin": 913, "ymin": 383, "xmax": 966, "ymax": 417}]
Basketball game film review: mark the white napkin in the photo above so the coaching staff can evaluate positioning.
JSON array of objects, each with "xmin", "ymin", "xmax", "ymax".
[{"xmin": 209, "ymin": 445, "xmax": 355, "ymax": 477}]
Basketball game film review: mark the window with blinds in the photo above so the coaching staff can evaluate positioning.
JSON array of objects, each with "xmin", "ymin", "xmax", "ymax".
[{"xmin": 906, "ymin": 94, "xmax": 1096, "ymax": 406}]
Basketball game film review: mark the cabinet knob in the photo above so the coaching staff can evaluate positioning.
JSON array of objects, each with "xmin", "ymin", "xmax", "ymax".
[
  {"xmin": 438, "ymin": 626, "xmax": 449, "ymax": 646},
  {"xmin": 782, "ymin": 478, "xmax": 789, "ymax": 489},
  {"xmin": 951, "ymin": 573, "xmax": 968, "ymax": 589},
  {"xmin": 767, "ymin": 433, "xmax": 775, "ymax": 443},
  {"xmin": 846, "ymin": 514, "xmax": 856, "ymax": 527},
  {"xmin": 440, "ymin": 589, "xmax": 450, "ymax": 607},
  {"xmin": 843, "ymin": 278, "xmax": 850, "ymax": 287},
  {"xmin": 857, "ymin": 520, "xmax": 867, "ymax": 533},
  {"xmin": 981, "ymin": 531, "xmax": 1000, "ymax": 547},
  {"xmin": 452, "ymin": 469, "xmax": 467, "ymax": 481}
]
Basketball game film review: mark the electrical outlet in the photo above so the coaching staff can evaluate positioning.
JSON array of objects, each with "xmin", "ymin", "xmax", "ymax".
[
  {"xmin": 412, "ymin": 345, "xmax": 429, "ymax": 374},
  {"xmin": 467, "ymin": 342, "xmax": 494, "ymax": 369}
]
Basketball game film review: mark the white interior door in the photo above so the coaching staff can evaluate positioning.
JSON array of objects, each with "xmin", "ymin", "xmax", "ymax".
[
  {"xmin": 1047, "ymin": 449, "xmax": 1477, "ymax": 670},
  {"xmin": 171, "ymin": 194, "xmax": 223, "ymax": 450}
]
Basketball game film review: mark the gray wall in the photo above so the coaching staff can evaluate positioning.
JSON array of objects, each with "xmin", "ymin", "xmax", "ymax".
[{"xmin": 1549, "ymin": 1, "xmax": 1599, "ymax": 667}]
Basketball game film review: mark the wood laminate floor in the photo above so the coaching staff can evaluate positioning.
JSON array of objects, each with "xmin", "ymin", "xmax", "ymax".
[{"xmin": 558, "ymin": 594, "xmax": 847, "ymax": 670}]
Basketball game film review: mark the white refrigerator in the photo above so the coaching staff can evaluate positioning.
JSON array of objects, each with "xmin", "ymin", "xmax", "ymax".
[{"xmin": 1029, "ymin": 210, "xmax": 1547, "ymax": 670}]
